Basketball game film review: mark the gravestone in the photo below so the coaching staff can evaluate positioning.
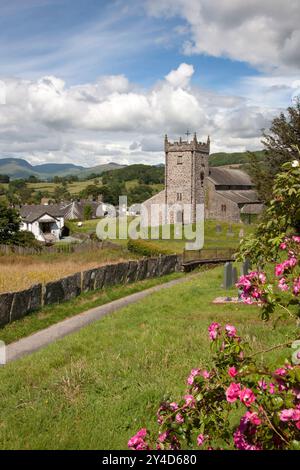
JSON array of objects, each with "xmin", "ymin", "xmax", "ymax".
[
  {"xmin": 232, "ymin": 266, "xmax": 238, "ymax": 285},
  {"xmin": 227, "ymin": 224, "xmax": 234, "ymax": 237},
  {"xmin": 241, "ymin": 258, "xmax": 251, "ymax": 276},
  {"xmin": 215, "ymin": 224, "xmax": 222, "ymax": 233}
]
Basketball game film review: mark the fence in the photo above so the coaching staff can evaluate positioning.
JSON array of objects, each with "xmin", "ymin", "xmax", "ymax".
[
  {"xmin": 183, "ymin": 247, "xmax": 235, "ymax": 266},
  {"xmin": 0, "ymin": 254, "xmax": 182, "ymax": 327}
]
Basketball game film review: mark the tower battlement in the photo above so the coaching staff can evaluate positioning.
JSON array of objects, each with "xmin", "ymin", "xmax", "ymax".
[{"xmin": 164, "ymin": 133, "xmax": 210, "ymax": 153}]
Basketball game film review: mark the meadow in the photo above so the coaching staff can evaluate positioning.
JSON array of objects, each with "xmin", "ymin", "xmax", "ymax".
[
  {"xmin": 0, "ymin": 245, "xmax": 137, "ymax": 293},
  {"xmin": 0, "ymin": 266, "xmax": 295, "ymax": 449}
]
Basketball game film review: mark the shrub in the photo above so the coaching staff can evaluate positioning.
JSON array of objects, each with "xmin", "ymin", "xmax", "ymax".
[
  {"xmin": 127, "ymin": 238, "xmax": 173, "ymax": 257},
  {"xmin": 128, "ymin": 324, "xmax": 300, "ymax": 450}
]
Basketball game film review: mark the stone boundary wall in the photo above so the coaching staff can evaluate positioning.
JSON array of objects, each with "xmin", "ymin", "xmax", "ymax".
[{"xmin": 0, "ymin": 255, "xmax": 182, "ymax": 327}]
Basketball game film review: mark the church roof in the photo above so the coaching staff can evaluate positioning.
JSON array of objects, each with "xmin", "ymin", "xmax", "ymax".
[
  {"xmin": 215, "ymin": 190, "xmax": 260, "ymax": 204},
  {"xmin": 241, "ymin": 203, "xmax": 264, "ymax": 214},
  {"xmin": 208, "ymin": 168, "xmax": 254, "ymax": 186}
]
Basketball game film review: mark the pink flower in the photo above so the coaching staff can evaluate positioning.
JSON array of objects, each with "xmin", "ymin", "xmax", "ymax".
[
  {"xmin": 184, "ymin": 394, "xmax": 196, "ymax": 408},
  {"xmin": 280, "ymin": 242, "xmax": 287, "ymax": 250},
  {"xmin": 128, "ymin": 428, "xmax": 149, "ymax": 450},
  {"xmin": 293, "ymin": 277, "xmax": 300, "ymax": 296},
  {"xmin": 239, "ymin": 387, "xmax": 256, "ymax": 407},
  {"xmin": 197, "ymin": 434, "xmax": 205, "ymax": 447},
  {"xmin": 225, "ymin": 324, "xmax": 237, "ymax": 338},
  {"xmin": 278, "ymin": 277, "xmax": 289, "ymax": 291},
  {"xmin": 269, "ymin": 383, "xmax": 275, "ymax": 394},
  {"xmin": 169, "ymin": 402, "xmax": 179, "ymax": 411},
  {"xmin": 226, "ymin": 382, "xmax": 241, "ymax": 403},
  {"xmin": 187, "ymin": 368, "xmax": 201, "ymax": 385},
  {"xmin": 292, "ymin": 236, "xmax": 300, "ymax": 243},
  {"xmin": 175, "ymin": 413, "xmax": 184, "ymax": 424},
  {"xmin": 279, "ymin": 408, "xmax": 300, "ymax": 422},
  {"xmin": 158, "ymin": 431, "xmax": 169, "ymax": 443},
  {"xmin": 246, "ymin": 412, "xmax": 261, "ymax": 426},
  {"xmin": 275, "ymin": 368, "xmax": 286, "ymax": 376},
  {"xmin": 228, "ymin": 366, "xmax": 238, "ymax": 378},
  {"xmin": 208, "ymin": 322, "xmax": 221, "ymax": 341},
  {"xmin": 258, "ymin": 379, "xmax": 267, "ymax": 390},
  {"xmin": 202, "ymin": 369, "xmax": 210, "ymax": 379}
]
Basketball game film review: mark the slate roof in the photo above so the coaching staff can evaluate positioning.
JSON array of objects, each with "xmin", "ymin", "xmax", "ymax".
[
  {"xmin": 240, "ymin": 203, "xmax": 264, "ymax": 214},
  {"xmin": 216, "ymin": 190, "xmax": 260, "ymax": 204},
  {"xmin": 208, "ymin": 168, "xmax": 254, "ymax": 187},
  {"xmin": 20, "ymin": 204, "xmax": 64, "ymax": 223}
]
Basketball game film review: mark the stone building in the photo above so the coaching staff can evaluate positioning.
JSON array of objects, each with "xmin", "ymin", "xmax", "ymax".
[{"xmin": 142, "ymin": 134, "xmax": 262, "ymax": 225}]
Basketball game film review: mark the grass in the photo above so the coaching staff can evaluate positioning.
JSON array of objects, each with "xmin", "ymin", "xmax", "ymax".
[
  {"xmin": 0, "ymin": 246, "xmax": 137, "ymax": 292},
  {"xmin": 0, "ymin": 266, "xmax": 295, "ymax": 450},
  {"xmin": 103, "ymin": 218, "xmax": 255, "ymax": 253},
  {"xmin": 0, "ymin": 271, "xmax": 184, "ymax": 344}
]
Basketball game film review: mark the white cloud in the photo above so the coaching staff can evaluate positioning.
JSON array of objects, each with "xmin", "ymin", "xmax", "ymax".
[
  {"xmin": 0, "ymin": 63, "xmax": 297, "ymax": 166},
  {"xmin": 146, "ymin": 0, "xmax": 300, "ymax": 72}
]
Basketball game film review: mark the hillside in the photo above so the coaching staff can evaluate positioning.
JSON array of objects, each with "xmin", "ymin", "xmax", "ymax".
[
  {"xmin": 209, "ymin": 150, "xmax": 265, "ymax": 167},
  {"xmin": 0, "ymin": 158, "xmax": 125, "ymax": 180}
]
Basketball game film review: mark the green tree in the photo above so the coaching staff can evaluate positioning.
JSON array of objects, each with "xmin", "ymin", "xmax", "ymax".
[
  {"xmin": 0, "ymin": 201, "xmax": 21, "ymax": 244},
  {"xmin": 248, "ymin": 97, "xmax": 300, "ymax": 202},
  {"xmin": 238, "ymin": 156, "xmax": 300, "ymax": 266},
  {"xmin": 83, "ymin": 204, "xmax": 93, "ymax": 220}
]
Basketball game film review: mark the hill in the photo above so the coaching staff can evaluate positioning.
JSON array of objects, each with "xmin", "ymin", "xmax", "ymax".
[
  {"xmin": 0, "ymin": 158, "xmax": 125, "ymax": 180},
  {"xmin": 209, "ymin": 150, "xmax": 265, "ymax": 167}
]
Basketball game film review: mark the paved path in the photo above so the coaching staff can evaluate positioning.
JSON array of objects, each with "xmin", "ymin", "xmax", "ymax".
[{"xmin": 6, "ymin": 273, "xmax": 200, "ymax": 363}]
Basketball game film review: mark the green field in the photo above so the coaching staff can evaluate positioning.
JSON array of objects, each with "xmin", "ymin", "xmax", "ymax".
[
  {"xmin": 0, "ymin": 266, "xmax": 294, "ymax": 449},
  {"xmin": 70, "ymin": 218, "xmax": 254, "ymax": 254}
]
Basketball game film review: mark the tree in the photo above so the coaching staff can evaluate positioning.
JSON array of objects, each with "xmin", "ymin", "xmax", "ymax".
[
  {"xmin": 248, "ymin": 97, "xmax": 300, "ymax": 201},
  {"xmin": 0, "ymin": 201, "xmax": 21, "ymax": 244},
  {"xmin": 238, "ymin": 156, "xmax": 300, "ymax": 266},
  {"xmin": 0, "ymin": 174, "xmax": 9, "ymax": 183},
  {"xmin": 83, "ymin": 204, "xmax": 93, "ymax": 220}
]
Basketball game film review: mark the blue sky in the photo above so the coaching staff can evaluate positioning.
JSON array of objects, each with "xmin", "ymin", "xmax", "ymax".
[{"xmin": 0, "ymin": 0, "xmax": 299, "ymax": 165}]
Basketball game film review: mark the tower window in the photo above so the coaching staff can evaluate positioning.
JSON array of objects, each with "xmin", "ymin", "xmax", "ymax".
[
  {"xmin": 177, "ymin": 193, "xmax": 183, "ymax": 201},
  {"xmin": 177, "ymin": 155, "xmax": 183, "ymax": 165}
]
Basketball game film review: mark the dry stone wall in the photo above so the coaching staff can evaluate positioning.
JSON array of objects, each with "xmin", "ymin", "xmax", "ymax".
[{"xmin": 0, "ymin": 255, "xmax": 182, "ymax": 328}]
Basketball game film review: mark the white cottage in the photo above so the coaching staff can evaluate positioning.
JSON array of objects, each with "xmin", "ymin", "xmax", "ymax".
[{"xmin": 20, "ymin": 205, "xmax": 65, "ymax": 242}]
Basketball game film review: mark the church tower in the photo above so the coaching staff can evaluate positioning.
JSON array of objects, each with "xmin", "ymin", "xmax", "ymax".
[{"xmin": 164, "ymin": 132, "xmax": 210, "ymax": 223}]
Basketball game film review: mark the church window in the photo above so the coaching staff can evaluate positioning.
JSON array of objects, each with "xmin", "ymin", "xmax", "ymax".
[
  {"xmin": 221, "ymin": 204, "xmax": 227, "ymax": 213},
  {"xmin": 177, "ymin": 192, "xmax": 183, "ymax": 201},
  {"xmin": 177, "ymin": 155, "xmax": 183, "ymax": 165}
]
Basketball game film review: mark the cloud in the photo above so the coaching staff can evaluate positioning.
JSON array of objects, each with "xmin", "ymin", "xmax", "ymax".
[
  {"xmin": 146, "ymin": 0, "xmax": 300, "ymax": 72},
  {"xmin": 0, "ymin": 63, "xmax": 297, "ymax": 166}
]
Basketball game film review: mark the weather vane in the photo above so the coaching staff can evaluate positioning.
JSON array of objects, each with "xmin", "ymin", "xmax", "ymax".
[{"xmin": 185, "ymin": 130, "xmax": 190, "ymax": 142}]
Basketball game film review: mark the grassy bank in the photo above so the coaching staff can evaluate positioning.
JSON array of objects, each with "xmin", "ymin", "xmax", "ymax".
[{"xmin": 0, "ymin": 266, "xmax": 295, "ymax": 449}]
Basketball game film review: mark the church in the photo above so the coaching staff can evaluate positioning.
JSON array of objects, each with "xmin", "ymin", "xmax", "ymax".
[{"xmin": 142, "ymin": 133, "xmax": 263, "ymax": 225}]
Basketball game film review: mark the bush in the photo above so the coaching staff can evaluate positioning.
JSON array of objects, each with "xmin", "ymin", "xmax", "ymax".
[
  {"xmin": 127, "ymin": 238, "xmax": 173, "ymax": 257},
  {"xmin": 129, "ymin": 324, "xmax": 300, "ymax": 450}
]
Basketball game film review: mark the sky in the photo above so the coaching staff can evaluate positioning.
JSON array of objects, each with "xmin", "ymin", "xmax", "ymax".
[{"xmin": 0, "ymin": 0, "xmax": 299, "ymax": 167}]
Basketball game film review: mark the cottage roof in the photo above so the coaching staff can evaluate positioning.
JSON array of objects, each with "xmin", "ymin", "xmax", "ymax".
[
  {"xmin": 20, "ymin": 204, "xmax": 64, "ymax": 223},
  {"xmin": 208, "ymin": 168, "xmax": 254, "ymax": 187}
]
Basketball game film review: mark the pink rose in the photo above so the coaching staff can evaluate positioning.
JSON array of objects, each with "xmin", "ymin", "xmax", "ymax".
[
  {"xmin": 278, "ymin": 277, "xmax": 289, "ymax": 291},
  {"xmin": 184, "ymin": 394, "xmax": 196, "ymax": 408},
  {"xmin": 275, "ymin": 368, "xmax": 286, "ymax": 376},
  {"xmin": 175, "ymin": 413, "xmax": 184, "ymax": 424},
  {"xmin": 187, "ymin": 368, "xmax": 201, "ymax": 385},
  {"xmin": 225, "ymin": 324, "xmax": 237, "ymax": 338},
  {"xmin": 197, "ymin": 434, "xmax": 205, "ymax": 447},
  {"xmin": 279, "ymin": 408, "xmax": 300, "ymax": 422},
  {"xmin": 228, "ymin": 366, "xmax": 238, "ymax": 378},
  {"xmin": 226, "ymin": 382, "xmax": 241, "ymax": 403},
  {"xmin": 239, "ymin": 387, "xmax": 256, "ymax": 407},
  {"xmin": 208, "ymin": 322, "xmax": 221, "ymax": 341},
  {"xmin": 169, "ymin": 402, "xmax": 179, "ymax": 411}
]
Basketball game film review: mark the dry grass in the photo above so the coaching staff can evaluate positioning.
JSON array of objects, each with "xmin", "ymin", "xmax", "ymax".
[{"xmin": 0, "ymin": 247, "xmax": 137, "ymax": 293}]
